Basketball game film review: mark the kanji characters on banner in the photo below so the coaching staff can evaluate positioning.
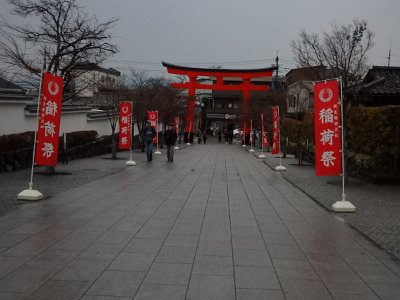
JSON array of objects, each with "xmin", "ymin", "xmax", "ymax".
[
  {"xmin": 272, "ymin": 106, "xmax": 280, "ymax": 155},
  {"xmin": 148, "ymin": 111, "xmax": 158, "ymax": 143},
  {"xmin": 119, "ymin": 101, "xmax": 132, "ymax": 150},
  {"xmin": 174, "ymin": 116, "xmax": 179, "ymax": 136},
  {"xmin": 314, "ymin": 80, "xmax": 342, "ymax": 176},
  {"xmin": 35, "ymin": 72, "xmax": 64, "ymax": 166}
]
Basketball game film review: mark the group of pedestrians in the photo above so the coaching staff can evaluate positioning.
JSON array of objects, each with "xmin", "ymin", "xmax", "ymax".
[
  {"xmin": 196, "ymin": 130, "xmax": 207, "ymax": 144},
  {"xmin": 141, "ymin": 121, "xmax": 177, "ymax": 162}
]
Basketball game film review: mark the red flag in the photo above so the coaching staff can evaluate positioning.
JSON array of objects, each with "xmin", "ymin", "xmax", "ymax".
[
  {"xmin": 35, "ymin": 72, "xmax": 64, "ymax": 166},
  {"xmin": 314, "ymin": 80, "xmax": 342, "ymax": 176},
  {"xmin": 174, "ymin": 116, "xmax": 179, "ymax": 136},
  {"xmin": 148, "ymin": 111, "xmax": 158, "ymax": 143},
  {"xmin": 119, "ymin": 101, "xmax": 132, "ymax": 150},
  {"xmin": 272, "ymin": 106, "xmax": 280, "ymax": 154}
]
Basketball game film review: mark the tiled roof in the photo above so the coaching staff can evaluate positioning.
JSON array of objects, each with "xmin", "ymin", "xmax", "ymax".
[
  {"xmin": 0, "ymin": 76, "xmax": 34, "ymax": 101},
  {"xmin": 75, "ymin": 63, "xmax": 121, "ymax": 76},
  {"xmin": 361, "ymin": 66, "xmax": 400, "ymax": 94},
  {"xmin": 0, "ymin": 77, "xmax": 22, "ymax": 90}
]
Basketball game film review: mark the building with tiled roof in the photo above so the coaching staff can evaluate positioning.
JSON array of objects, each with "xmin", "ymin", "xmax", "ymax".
[
  {"xmin": 0, "ymin": 76, "xmax": 34, "ymax": 102},
  {"xmin": 359, "ymin": 66, "xmax": 400, "ymax": 106}
]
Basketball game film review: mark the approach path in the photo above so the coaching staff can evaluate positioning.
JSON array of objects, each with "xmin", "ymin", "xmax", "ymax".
[{"xmin": 0, "ymin": 138, "xmax": 399, "ymax": 299}]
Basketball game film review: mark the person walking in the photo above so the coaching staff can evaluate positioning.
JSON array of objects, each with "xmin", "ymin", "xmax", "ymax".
[
  {"xmin": 203, "ymin": 132, "xmax": 207, "ymax": 144},
  {"xmin": 164, "ymin": 124, "xmax": 178, "ymax": 162},
  {"xmin": 142, "ymin": 121, "xmax": 156, "ymax": 162}
]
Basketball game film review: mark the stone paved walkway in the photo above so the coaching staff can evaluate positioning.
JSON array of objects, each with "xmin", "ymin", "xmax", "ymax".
[{"xmin": 0, "ymin": 138, "xmax": 399, "ymax": 299}]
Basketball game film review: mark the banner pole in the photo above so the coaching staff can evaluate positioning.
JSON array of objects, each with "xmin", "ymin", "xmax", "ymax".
[
  {"xmin": 250, "ymin": 119, "xmax": 254, "ymax": 153},
  {"xmin": 174, "ymin": 116, "xmax": 180, "ymax": 150},
  {"xmin": 18, "ymin": 72, "xmax": 44, "ymax": 200},
  {"xmin": 275, "ymin": 106, "xmax": 286, "ymax": 171},
  {"xmin": 155, "ymin": 110, "xmax": 161, "ymax": 154},
  {"xmin": 126, "ymin": 101, "xmax": 136, "ymax": 166},
  {"xmin": 332, "ymin": 78, "xmax": 355, "ymax": 212},
  {"xmin": 340, "ymin": 78, "xmax": 346, "ymax": 201},
  {"xmin": 259, "ymin": 114, "xmax": 266, "ymax": 158},
  {"xmin": 242, "ymin": 124, "xmax": 246, "ymax": 147}
]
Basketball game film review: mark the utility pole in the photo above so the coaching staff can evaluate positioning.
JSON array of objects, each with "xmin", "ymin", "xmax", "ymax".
[{"xmin": 388, "ymin": 39, "xmax": 392, "ymax": 67}]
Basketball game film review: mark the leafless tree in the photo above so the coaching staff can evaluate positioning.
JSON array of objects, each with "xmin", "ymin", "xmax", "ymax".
[
  {"xmin": 0, "ymin": 0, "xmax": 118, "ymax": 97},
  {"xmin": 97, "ymin": 82, "xmax": 133, "ymax": 160},
  {"xmin": 291, "ymin": 19, "xmax": 374, "ymax": 97}
]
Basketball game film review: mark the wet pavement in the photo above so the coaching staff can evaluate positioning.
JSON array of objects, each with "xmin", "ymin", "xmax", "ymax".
[
  {"xmin": 255, "ymin": 149, "xmax": 400, "ymax": 260},
  {"xmin": 0, "ymin": 138, "xmax": 399, "ymax": 299}
]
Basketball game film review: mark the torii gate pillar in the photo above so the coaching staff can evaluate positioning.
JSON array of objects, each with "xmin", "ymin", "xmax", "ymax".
[{"xmin": 162, "ymin": 62, "xmax": 277, "ymax": 143}]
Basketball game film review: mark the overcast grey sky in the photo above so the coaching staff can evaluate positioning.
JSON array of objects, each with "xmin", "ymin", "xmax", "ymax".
[{"xmin": 1, "ymin": 0, "xmax": 400, "ymax": 78}]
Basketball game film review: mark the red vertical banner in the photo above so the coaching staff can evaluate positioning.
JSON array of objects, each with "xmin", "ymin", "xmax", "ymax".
[
  {"xmin": 35, "ymin": 72, "xmax": 64, "ymax": 166},
  {"xmin": 272, "ymin": 106, "xmax": 280, "ymax": 154},
  {"xmin": 119, "ymin": 101, "xmax": 132, "ymax": 150},
  {"xmin": 174, "ymin": 116, "xmax": 179, "ymax": 136},
  {"xmin": 148, "ymin": 111, "xmax": 158, "ymax": 143},
  {"xmin": 314, "ymin": 80, "xmax": 342, "ymax": 176}
]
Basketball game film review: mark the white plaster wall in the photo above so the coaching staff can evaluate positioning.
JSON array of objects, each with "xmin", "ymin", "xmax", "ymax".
[
  {"xmin": 59, "ymin": 112, "xmax": 111, "ymax": 137},
  {"xmin": 0, "ymin": 103, "xmax": 140, "ymax": 137},
  {"xmin": 0, "ymin": 103, "xmax": 35, "ymax": 135}
]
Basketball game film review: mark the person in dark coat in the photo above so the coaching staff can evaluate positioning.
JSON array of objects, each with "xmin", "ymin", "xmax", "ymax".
[
  {"xmin": 164, "ymin": 124, "xmax": 178, "ymax": 162},
  {"xmin": 203, "ymin": 132, "xmax": 207, "ymax": 144}
]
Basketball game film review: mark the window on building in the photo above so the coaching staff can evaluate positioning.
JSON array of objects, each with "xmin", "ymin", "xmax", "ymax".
[{"xmin": 288, "ymin": 95, "xmax": 296, "ymax": 108}]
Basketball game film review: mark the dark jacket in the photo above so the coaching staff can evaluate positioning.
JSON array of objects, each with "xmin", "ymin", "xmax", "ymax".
[
  {"xmin": 164, "ymin": 129, "xmax": 177, "ymax": 146},
  {"xmin": 142, "ymin": 125, "xmax": 156, "ymax": 143}
]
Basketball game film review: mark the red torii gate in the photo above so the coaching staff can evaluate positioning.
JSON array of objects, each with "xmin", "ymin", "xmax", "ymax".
[{"xmin": 162, "ymin": 61, "xmax": 277, "ymax": 141}]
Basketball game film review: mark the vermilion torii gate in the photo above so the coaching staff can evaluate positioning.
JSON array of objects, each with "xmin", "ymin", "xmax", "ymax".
[{"xmin": 162, "ymin": 61, "xmax": 277, "ymax": 142}]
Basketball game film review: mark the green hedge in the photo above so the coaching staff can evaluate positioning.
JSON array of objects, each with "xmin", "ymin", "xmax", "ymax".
[
  {"xmin": 0, "ymin": 131, "xmax": 35, "ymax": 153},
  {"xmin": 0, "ymin": 130, "xmax": 107, "ymax": 172},
  {"xmin": 347, "ymin": 107, "xmax": 400, "ymax": 182},
  {"xmin": 282, "ymin": 108, "xmax": 400, "ymax": 182}
]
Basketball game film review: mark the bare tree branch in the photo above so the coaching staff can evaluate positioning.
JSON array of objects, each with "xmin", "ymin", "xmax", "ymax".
[
  {"xmin": 291, "ymin": 19, "xmax": 374, "ymax": 95},
  {"xmin": 0, "ymin": 0, "xmax": 119, "ymax": 97}
]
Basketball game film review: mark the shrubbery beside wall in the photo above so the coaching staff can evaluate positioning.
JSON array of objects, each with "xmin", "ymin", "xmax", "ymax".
[
  {"xmin": 347, "ymin": 107, "xmax": 400, "ymax": 182},
  {"xmin": 281, "ymin": 107, "xmax": 400, "ymax": 182},
  {"xmin": 0, "ymin": 131, "xmax": 111, "ymax": 172}
]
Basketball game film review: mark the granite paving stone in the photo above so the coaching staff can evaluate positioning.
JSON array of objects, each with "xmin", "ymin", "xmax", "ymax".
[
  {"xmin": 186, "ymin": 274, "xmax": 235, "ymax": 300},
  {"xmin": 155, "ymin": 246, "xmax": 196, "ymax": 264},
  {"xmin": 134, "ymin": 284, "xmax": 187, "ymax": 300},
  {"xmin": 25, "ymin": 279, "xmax": 89, "ymax": 300},
  {"xmin": 236, "ymin": 288, "xmax": 285, "ymax": 300},
  {"xmin": 235, "ymin": 266, "xmax": 280, "ymax": 290},
  {"xmin": 192, "ymin": 255, "xmax": 233, "ymax": 276},
  {"xmin": 108, "ymin": 252, "xmax": 156, "ymax": 272},
  {"xmin": 86, "ymin": 270, "xmax": 145, "ymax": 297},
  {"xmin": 233, "ymin": 248, "xmax": 272, "ymax": 267}
]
